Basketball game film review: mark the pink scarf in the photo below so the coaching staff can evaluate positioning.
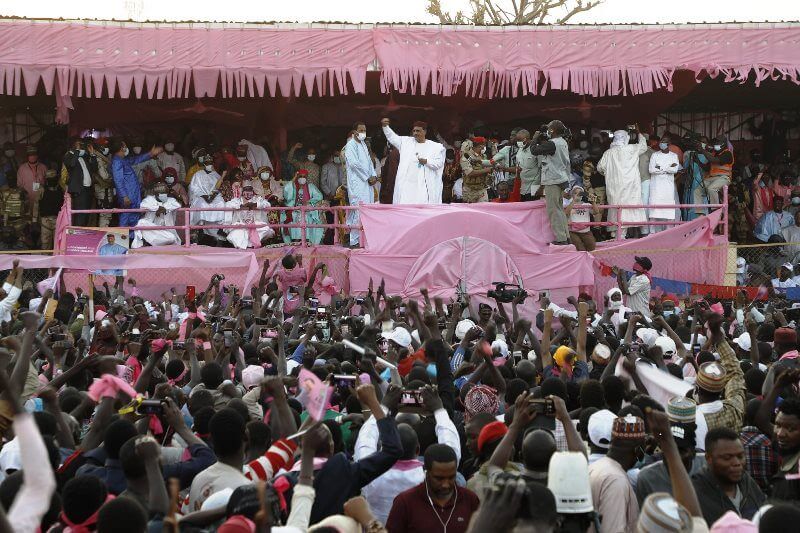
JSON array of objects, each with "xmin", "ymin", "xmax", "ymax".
[
  {"xmin": 60, "ymin": 494, "xmax": 114, "ymax": 532},
  {"xmin": 633, "ymin": 263, "xmax": 652, "ymax": 282},
  {"xmin": 178, "ymin": 309, "xmax": 206, "ymax": 341},
  {"xmin": 88, "ymin": 374, "xmax": 138, "ymax": 402}
]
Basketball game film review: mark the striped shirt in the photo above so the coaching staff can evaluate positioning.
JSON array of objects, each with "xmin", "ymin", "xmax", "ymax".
[{"xmin": 243, "ymin": 438, "xmax": 297, "ymax": 481}]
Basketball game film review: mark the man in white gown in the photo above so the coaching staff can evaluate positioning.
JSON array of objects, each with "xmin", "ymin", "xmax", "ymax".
[
  {"xmin": 381, "ymin": 118, "xmax": 446, "ymax": 204},
  {"xmin": 131, "ymin": 183, "xmax": 182, "ymax": 248},
  {"xmin": 224, "ymin": 184, "xmax": 275, "ymax": 249},
  {"xmin": 597, "ymin": 129, "xmax": 647, "ymax": 238},
  {"xmin": 344, "ymin": 122, "xmax": 377, "ymax": 247},
  {"xmin": 189, "ymin": 155, "xmax": 225, "ymax": 238}
]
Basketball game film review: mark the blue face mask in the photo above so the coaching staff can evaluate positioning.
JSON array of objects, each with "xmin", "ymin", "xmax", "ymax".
[
  {"xmin": 663, "ymin": 309, "xmax": 674, "ymax": 317},
  {"xmin": 659, "ymin": 142, "xmax": 669, "ymax": 150}
]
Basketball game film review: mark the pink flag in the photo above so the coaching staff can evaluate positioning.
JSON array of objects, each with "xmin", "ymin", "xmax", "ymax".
[
  {"xmin": 37, "ymin": 268, "xmax": 62, "ymax": 295},
  {"xmin": 297, "ymin": 368, "xmax": 333, "ymax": 422}
]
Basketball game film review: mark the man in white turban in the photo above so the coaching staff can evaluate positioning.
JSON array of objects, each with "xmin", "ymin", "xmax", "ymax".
[{"xmin": 597, "ymin": 128, "xmax": 648, "ymax": 238}]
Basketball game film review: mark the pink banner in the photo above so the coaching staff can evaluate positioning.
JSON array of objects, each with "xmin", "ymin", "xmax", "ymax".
[{"xmin": 297, "ymin": 368, "xmax": 333, "ymax": 421}]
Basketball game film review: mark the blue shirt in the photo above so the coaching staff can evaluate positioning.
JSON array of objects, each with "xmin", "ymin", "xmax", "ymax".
[{"xmin": 111, "ymin": 153, "xmax": 151, "ymax": 207}]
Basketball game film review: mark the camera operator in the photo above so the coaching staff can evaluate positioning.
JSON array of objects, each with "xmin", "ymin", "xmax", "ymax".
[
  {"xmin": 694, "ymin": 136, "xmax": 733, "ymax": 216},
  {"xmin": 528, "ymin": 121, "xmax": 571, "ymax": 246},
  {"xmin": 682, "ymin": 135, "xmax": 710, "ymax": 221}
]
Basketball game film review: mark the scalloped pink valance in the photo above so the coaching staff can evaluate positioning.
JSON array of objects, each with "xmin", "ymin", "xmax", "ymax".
[
  {"xmin": 1, "ymin": 20, "xmax": 799, "ymax": 117},
  {"xmin": 373, "ymin": 27, "xmax": 800, "ymax": 98}
]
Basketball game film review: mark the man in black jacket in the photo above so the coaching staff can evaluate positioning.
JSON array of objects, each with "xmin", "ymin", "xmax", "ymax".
[
  {"xmin": 692, "ymin": 427, "xmax": 765, "ymax": 525},
  {"xmin": 63, "ymin": 137, "xmax": 99, "ymax": 226}
]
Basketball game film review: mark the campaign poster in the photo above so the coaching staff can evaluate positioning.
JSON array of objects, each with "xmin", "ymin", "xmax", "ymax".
[{"xmin": 64, "ymin": 228, "xmax": 130, "ymax": 275}]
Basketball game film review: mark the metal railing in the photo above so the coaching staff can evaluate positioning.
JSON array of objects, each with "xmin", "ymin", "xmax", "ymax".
[{"xmin": 62, "ymin": 205, "xmax": 362, "ymax": 249}]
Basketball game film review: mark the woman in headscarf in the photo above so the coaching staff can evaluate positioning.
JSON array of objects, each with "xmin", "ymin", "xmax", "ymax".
[
  {"xmin": 281, "ymin": 169, "xmax": 324, "ymax": 245},
  {"xmin": 597, "ymin": 130, "xmax": 648, "ymax": 238}
]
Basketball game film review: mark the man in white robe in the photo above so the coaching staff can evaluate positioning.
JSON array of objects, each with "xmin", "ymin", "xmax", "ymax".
[
  {"xmin": 344, "ymin": 123, "xmax": 377, "ymax": 247},
  {"xmin": 224, "ymin": 185, "xmax": 274, "ymax": 249},
  {"xmin": 597, "ymin": 129, "xmax": 647, "ymax": 238},
  {"xmin": 381, "ymin": 118, "xmax": 445, "ymax": 204},
  {"xmin": 648, "ymin": 135, "xmax": 681, "ymax": 233},
  {"xmin": 188, "ymin": 156, "xmax": 225, "ymax": 238},
  {"xmin": 132, "ymin": 183, "xmax": 182, "ymax": 248},
  {"xmin": 239, "ymin": 138, "xmax": 273, "ymax": 173}
]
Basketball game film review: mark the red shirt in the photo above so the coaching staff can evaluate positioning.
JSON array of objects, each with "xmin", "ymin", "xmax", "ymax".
[{"xmin": 386, "ymin": 482, "xmax": 480, "ymax": 533}]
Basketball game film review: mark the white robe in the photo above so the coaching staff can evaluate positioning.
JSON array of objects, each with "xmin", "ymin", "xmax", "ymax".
[
  {"xmin": 188, "ymin": 169, "xmax": 225, "ymax": 226},
  {"xmin": 648, "ymin": 150, "xmax": 680, "ymax": 220},
  {"xmin": 224, "ymin": 196, "xmax": 275, "ymax": 249},
  {"xmin": 132, "ymin": 196, "xmax": 182, "ymax": 248},
  {"xmin": 382, "ymin": 125, "xmax": 445, "ymax": 204},
  {"xmin": 239, "ymin": 139, "xmax": 273, "ymax": 171},
  {"xmin": 597, "ymin": 134, "xmax": 647, "ymax": 225}
]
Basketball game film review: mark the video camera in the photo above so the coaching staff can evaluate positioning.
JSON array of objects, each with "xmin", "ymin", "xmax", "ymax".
[
  {"xmin": 680, "ymin": 131, "xmax": 704, "ymax": 152},
  {"xmin": 487, "ymin": 282, "xmax": 527, "ymax": 304}
]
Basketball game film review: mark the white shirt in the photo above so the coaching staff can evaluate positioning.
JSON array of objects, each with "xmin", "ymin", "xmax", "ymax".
[
  {"xmin": 626, "ymin": 274, "xmax": 652, "ymax": 318},
  {"xmin": 77, "ymin": 157, "xmax": 91, "ymax": 187},
  {"xmin": 452, "ymin": 178, "xmax": 463, "ymax": 200},
  {"xmin": 0, "ymin": 282, "xmax": 22, "ymax": 324}
]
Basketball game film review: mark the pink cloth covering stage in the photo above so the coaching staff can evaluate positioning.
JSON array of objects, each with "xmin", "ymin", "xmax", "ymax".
[{"xmin": 3, "ymin": 203, "xmax": 727, "ymax": 308}]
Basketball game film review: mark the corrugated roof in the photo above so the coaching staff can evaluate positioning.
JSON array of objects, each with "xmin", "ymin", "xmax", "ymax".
[{"xmin": 0, "ymin": 16, "xmax": 799, "ymax": 30}]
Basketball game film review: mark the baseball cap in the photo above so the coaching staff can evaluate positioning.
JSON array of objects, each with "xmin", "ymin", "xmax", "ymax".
[
  {"xmin": 636, "ymin": 328, "xmax": 660, "ymax": 347},
  {"xmin": 381, "ymin": 327, "xmax": 413, "ymax": 348},
  {"xmin": 654, "ymin": 336, "xmax": 677, "ymax": 358},
  {"xmin": 587, "ymin": 409, "xmax": 616, "ymax": 449}
]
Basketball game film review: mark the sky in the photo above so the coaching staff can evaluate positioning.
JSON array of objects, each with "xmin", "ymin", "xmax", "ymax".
[{"xmin": 0, "ymin": 0, "xmax": 799, "ymax": 24}]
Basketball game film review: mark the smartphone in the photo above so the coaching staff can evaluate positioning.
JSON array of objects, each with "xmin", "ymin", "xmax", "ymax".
[
  {"xmin": 355, "ymin": 297, "xmax": 365, "ymax": 305},
  {"xmin": 341, "ymin": 324, "xmax": 350, "ymax": 336},
  {"xmin": 513, "ymin": 350, "xmax": 523, "ymax": 363},
  {"xmin": 130, "ymin": 328, "xmax": 141, "ymax": 342},
  {"xmin": 173, "ymin": 341, "xmax": 185, "ymax": 349},
  {"xmin": 529, "ymin": 398, "xmax": 556, "ymax": 416},
  {"xmin": 51, "ymin": 333, "xmax": 67, "ymax": 342},
  {"xmin": 400, "ymin": 388, "xmax": 424, "ymax": 406},
  {"xmin": 223, "ymin": 329, "xmax": 233, "ymax": 347},
  {"xmin": 309, "ymin": 297, "xmax": 320, "ymax": 307},
  {"xmin": 241, "ymin": 297, "xmax": 254, "ymax": 311},
  {"xmin": 335, "ymin": 299, "xmax": 345, "ymax": 310},
  {"xmin": 692, "ymin": 344, "xmax": 701, "ymax": 356},
  {"xmin": 378, "ymin": 338, "xmax": 389, "ymax": 355},
  {"xmin": 316, "ymin": 321, "xmax": 330, "ymax": 341},
  {"xmin": 47, "ymin": 326, "xmax": 61, "ymax": 336},
  {"xmin": 260, "ymin": 327, "xmax": 278, "ymax": 339},
  {"xmin": 317, "ymin": 307, "xmax": 328, "ymax": 319},
  {"xmin": 186, "ymin": 285, "xmax": 196, "ymax": 302},
  {"xmin": 137, "ymin": 399, "xmax": 164, "ymax": 416},
  {"xmin": 333, "ymin": 374, "xmax": 357, "ymax": 389}
]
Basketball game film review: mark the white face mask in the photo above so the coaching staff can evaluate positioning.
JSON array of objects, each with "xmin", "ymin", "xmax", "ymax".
[
  {"xmin": 298, "ymin": 178, "xmax": 307, "ymax": 185},
  {"xmin": 204, "ymin": 164, "xmax": 214, "ymax": 172},
  {"xmin": 516, "ymin": 141, "xmax": 525, "ymax": 148},
  {"xmin": 609, "ymin": 300, "xmax": 622, "ymax": 311},
  {"xmin": 260, "ymin": 172, "xmax": 270, "ymax": 180},
  {"xmin": 3, "ymin": 149, "xmax": 14, "ymax": 157},
  {"xmin": 157, "ymin": 193, "xmax": 168, "ymax": 202},
  {"xmin": 133, "ymin": 146, "xmax": 142, "ymax": 155},
  {"xmin": 77, "ymin": 149, "xmax": 85, "ymax": 157},
  {"xmin": 713, "ymin": 145, "xmax": 722, "ymax": 151},
  {"xmin": 123, "ymin": 147, "xmax": 130, "ymax": 156},
  {"xmin": 357, "ymin": 132, "xmax": 367, "ymax": 141},
  {"xmin": 792, "ymin": 197, "xmax": 800, "ymax": 206},
  {"xmin": 164, "ymin": 143, "xmax": 175, "ymax": 152},
  {"xmin": 165, "ymin": 176, "xmax": 175, "ymax": 185},
  {"xmin": 237, "ymin": 156, "xmax": 246, "ymax": 161},
  {"xmin": 101, "ymin": 147, "xmax": 109, "ymax": 155},
  {"xmin": 446, "ymin": 158, "xmax": 454, "ymax": 163},
  {"xmin": 307, "ymin": 154, "xmax": 316, "ymax": 162},
  {"xmin": 333, "ymin": 156, "xmax": 341, "ymax": 164}
]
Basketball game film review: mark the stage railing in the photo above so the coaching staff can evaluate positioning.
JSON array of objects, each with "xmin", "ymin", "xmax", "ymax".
[{"xmin": 63, "ymin": 205, "xmax": 362, "ymax": 249}]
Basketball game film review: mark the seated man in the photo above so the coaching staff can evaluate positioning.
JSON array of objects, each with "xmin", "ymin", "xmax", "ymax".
[
  {"xmin": 131, "ymin": 182, "xmax": 182, "ymax": 248},
  {"xmin": 755, "ymin": 195, "xmax": 793, "ymax": 242},
  {"xmin": 224, "ymin": 184, "xmax": 274, "ymax": 249},
  {"xmin": 188, "ymin": 154, "xmax": 225, "ymax": 239}
]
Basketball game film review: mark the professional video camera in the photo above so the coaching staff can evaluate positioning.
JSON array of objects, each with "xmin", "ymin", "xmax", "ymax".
[
  {"xmin": 487, "ymin": 282, "xmax": 528, "ymax": 303},
  {"xmin": 680, "ymin": 131, "xmax": 704, "ymax": 152}
]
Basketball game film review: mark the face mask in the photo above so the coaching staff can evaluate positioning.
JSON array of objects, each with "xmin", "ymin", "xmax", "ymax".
[
  {"xmin": 123, "ymin": 147, "xmax": 130, "ymax": 156},
  {"xmin": 298, "ymin": 178, "xmax": 307, "ymax": 185},
  {"xmin": 663, "ymin": 309, "xmax": 674, "ymax": 317},
  {"xmin": 3, "ymin": 149, "xmax": 14, "ymax": 157},
  {"xmin": 579, "ymin": 141, "xmax": 588, "ymax": 149},
  {"xmin": 713, "ymin": 145, "xmax": 722, "ymax": 152},
  {"xmin": 609, "ymin": 300, "xmax": 622, "ymax": 311},
  {"xmin": 77, "ymin": 149, "xmax": 85, "ymax": 157},
  {"xmin": 307, "ymin": 154, "xmax": 316, "ymax": 162},
  {"xmin": 357, "ymin": 132, "xmax": 367, "ymax": 141},
  {"xmin": 516, "ymin": 141, "xmax": 525, "ymax": 148},
  {"xmin": 133, "ymin": 146, "xmax": 142, "ymax": 155},
  {"xmin": 260, "ymin": 172, "xmax": 270, "ymax": 180},
  {"xmin": 101, "ymin": 147, "xmax": 109, "ymax": 155},
  {"xmin": 164, "ymin": 143, "xmax": 175, "ymax": 152},
  {"xmin": 165, "ymin": 176, "xmax": 175, "ymax": 185},
  {"xmin": 157, "ymin": 193, "xmax": 168, "ymax": 202},
  {"xmin": 205, "ymin": 164, "xmax": 214, "ymax": 172},
  {"xmin": 237, "ymin": 156, "xmax": 246, "ymax": 161},
  {"xmin": 792, "ymin": 198, "xmax": 800, "ymax": 206},
  {"xmin": 659, "ymin": 142, "xmax": 669, "ymax": 150},
  {"xmin": 446, "ymin": 158, "xmax": 454, "ymax": 163}
]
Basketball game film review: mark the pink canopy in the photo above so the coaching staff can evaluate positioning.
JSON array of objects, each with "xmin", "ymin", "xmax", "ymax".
[{"xmin": 1, "ymin": 20, "xmax": 799, "ymax": 119}]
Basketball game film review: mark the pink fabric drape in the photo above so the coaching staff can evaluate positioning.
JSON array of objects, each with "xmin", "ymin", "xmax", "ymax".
[
  {"xmin": 373, "ymin": 27, "xmax": 800, "ymax": 98},
  {"xmin": 1, "ymin": 21, "xmax": 799, "ymax": 112}
]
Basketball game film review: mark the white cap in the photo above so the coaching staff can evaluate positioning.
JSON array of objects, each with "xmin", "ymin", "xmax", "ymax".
[
  {"xmin": 654, "ymin": 336, "xmax": 677, "ymax": 358},
  {"xmin": 783, "ymin": 262, "xmax": 794, "ymax": 272},
  {"xmin": 587, "ymin": 409, "xmax": 616, "ymax": 449},
  {"xmin": 242, "ymin": 365, "xmax": 265, "ymax": 390},
  {"xmin": 592, "ymin": 343, "xmax": 611, "ymax": 360},
  {"xmin": 381, "ymin": 327, "xmax": 413, "ymax": 348},
  {"xmin": 736, "ymin": 257, "xmax": 747, "ymax": 274},
  {"xmin": 491, "ymin": 339, "xmax": 509, "ymax": 358},
  {"xmin": 527, "ymin": 350, "xmax": 538, "ymax": 361},
  {"xmin": 455, "ymin": 319, "xmax": 476, "ymax": 340},
  {"xmin": 733, "ymin": 332, "xmax": 752, "ymax": 352},
  {"xmin": 201, "ymin": 487, "xmax": 234, "ymax": 511},
  {"xmin": 547, "ymin": 452, "xmax": 594, "ymax": 514},
  {"xmin": 635, "ymin": 328, "xmax": 660, "ymax": 347}
]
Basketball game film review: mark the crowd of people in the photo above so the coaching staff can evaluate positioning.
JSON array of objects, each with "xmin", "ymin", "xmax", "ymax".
[
  {"xmin": 0, "ymin": 114, "xmax": 797, "ymax": 251},
  {"xmin": 0, "ymin": 252, "xmax": 797, "ymax": 532}
]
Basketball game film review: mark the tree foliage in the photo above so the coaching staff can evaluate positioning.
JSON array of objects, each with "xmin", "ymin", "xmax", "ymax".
[{"xmin": 426, "ymin": 0, "xmax": 602, "ymax": 25}]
